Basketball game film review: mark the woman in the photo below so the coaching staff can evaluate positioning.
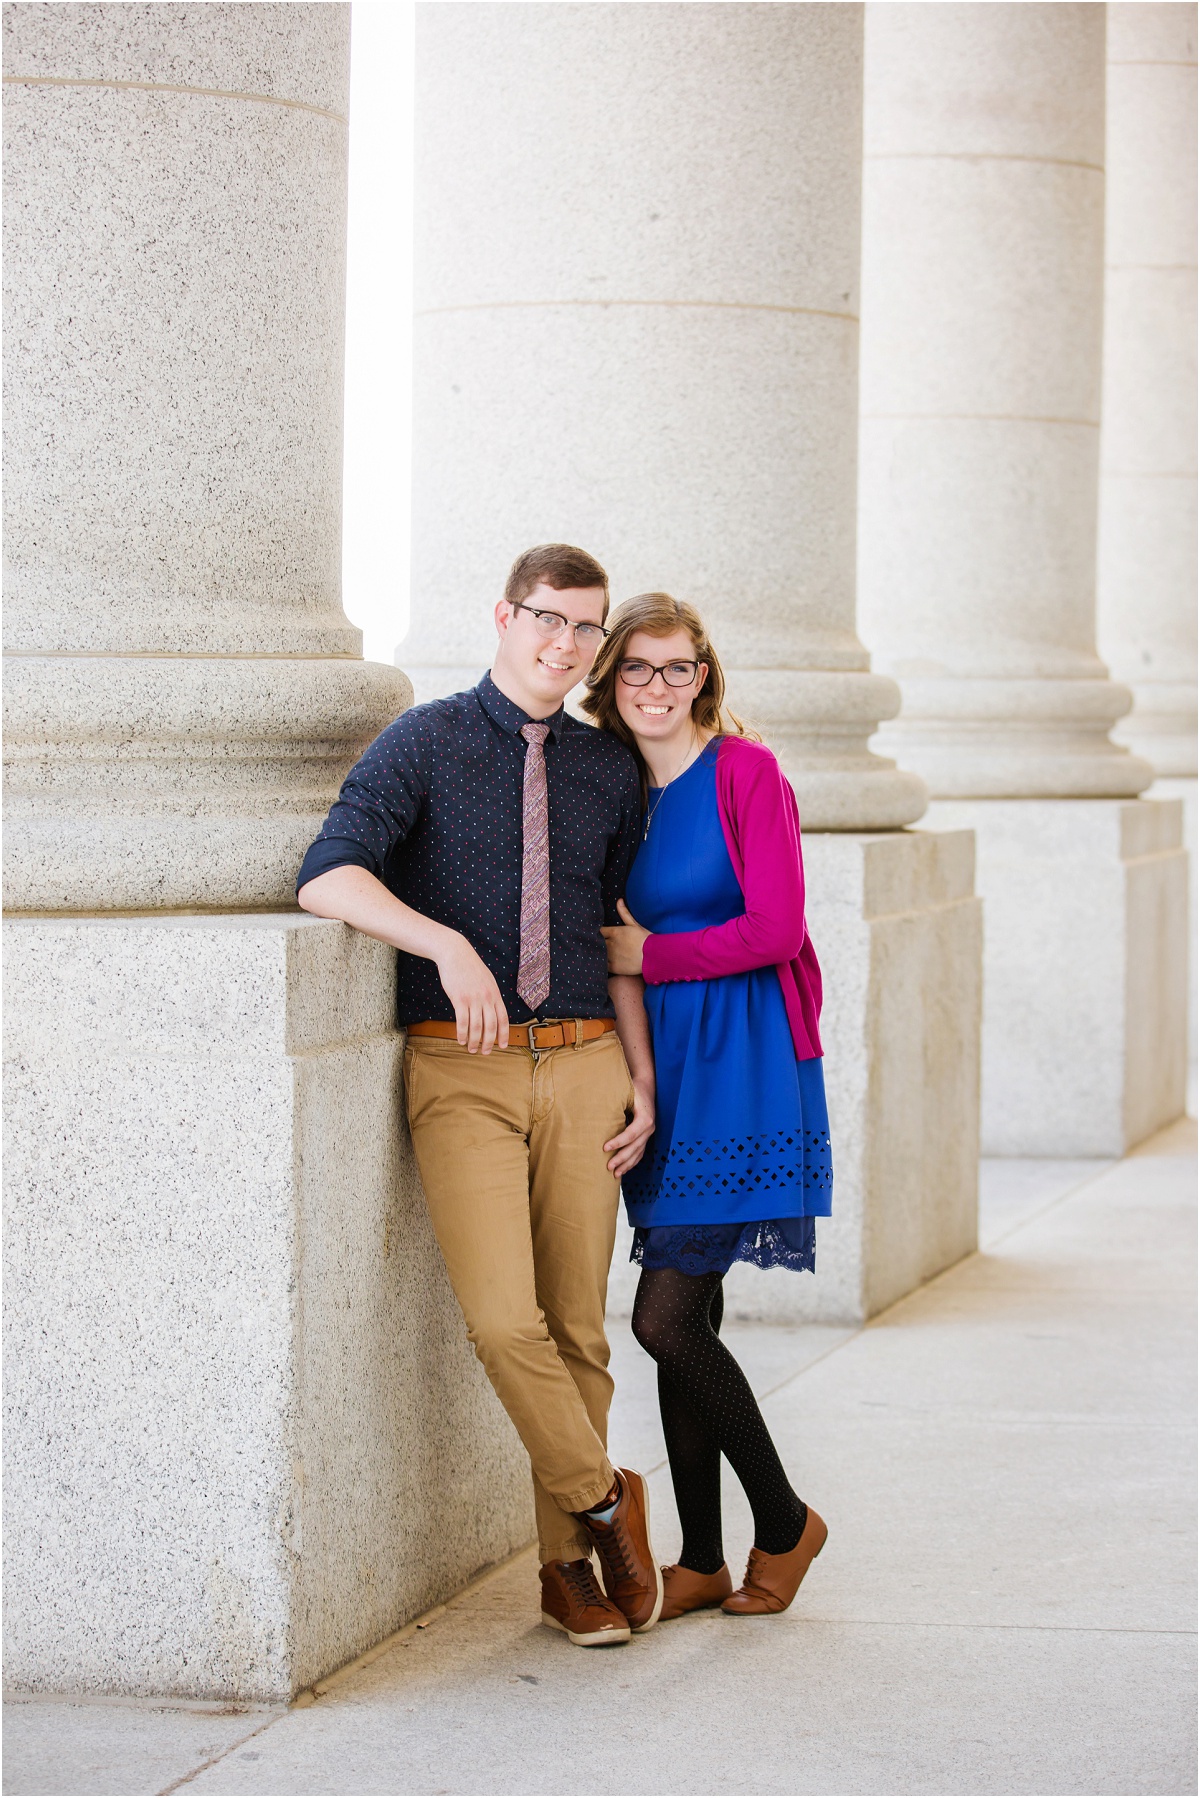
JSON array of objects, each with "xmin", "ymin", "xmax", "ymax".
[{"xmin": 582, "ymin": 593, "xmax": 832, "ymax": 1621}]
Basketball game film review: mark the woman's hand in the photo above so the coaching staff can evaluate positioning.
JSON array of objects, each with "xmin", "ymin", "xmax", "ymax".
[
  {"xmin": 604, "ymin": 1078, "xmax": 655, "ymax": 1178},
  {"xmin": 601, "ymin": 898, "xmax": 651, "ymax": 976}
]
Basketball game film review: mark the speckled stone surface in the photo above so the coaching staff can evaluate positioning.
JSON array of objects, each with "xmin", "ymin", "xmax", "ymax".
[
  {"xmin": 403, "ymin": 2, "xmax": 927, "ymax": 831},
  {"xmin": 1097, "ymin": 3, "xmax": 1197, "ymax": 778},
  {"xmin": 608, "ymin": 828, "xmax": 983, "ymax": 1325},
  {"xmin": 3, "ymin": 655, "xmax": 411, "ymax": 910},
  {"xmin": 3, "ymin": 915, "xmax": 532, "ymax": 1701},
  {"xmin": 1, "ymin": 2, "xmax": 417, "ymax": 912},
  {"xmin": 924, "ymin": 797, "xmax": 1188, "ymax": 1156},
  {"xmin": 3, "ymin": 38, "xmax": 354, "ymax": 656},
  {"xmin": 858, "ymin": 3, "xmax": 1155, "ymax": 802},
  {"xmin": 2, "ymin": 2, "xmax": 350, "ymax": 111}
]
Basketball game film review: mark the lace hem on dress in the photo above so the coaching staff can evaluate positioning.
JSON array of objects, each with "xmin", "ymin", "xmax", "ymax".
[{"xmin": 631, "ymin": 1215, "xmax": 817, "ymax": 1277}]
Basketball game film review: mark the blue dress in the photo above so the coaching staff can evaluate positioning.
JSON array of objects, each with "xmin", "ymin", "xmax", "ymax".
[{"xmin": 621, "ymin": 742, "xmax": 833, "ymax": 1277}]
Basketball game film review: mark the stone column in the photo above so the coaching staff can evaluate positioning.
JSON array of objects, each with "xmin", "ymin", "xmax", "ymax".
[
  {"xmin": 1097, "ymin": 2, "xmax": 1197, "ymax": 1105},
  {"xmin": 410, "ymin": 2, "xmax": 984, "ymax": 1327},
  {"xmin": 3, "ymin": 3, "xmax": 529, "ymax": 1701},
  {"xmin": 405, "ymin": 0, "xmax": 924, "ymax": 833},
  {"xmin": 2, "ymin": 0, "xmax": 410, "ymax": 910},
  {"xmin": 858, "ymin": 2, "xmax": 1187, "ymax": 1153}
]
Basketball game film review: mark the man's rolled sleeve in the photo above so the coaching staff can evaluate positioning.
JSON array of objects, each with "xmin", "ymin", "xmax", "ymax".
[{"xmin": 296, "ymin": 713, "xmax": 431, "ymax": 893}]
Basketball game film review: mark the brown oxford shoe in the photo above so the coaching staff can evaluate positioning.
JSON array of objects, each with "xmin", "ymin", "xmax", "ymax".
[
  {"xmin": 579, "ymin": 1467, "xmax": 664, "ymax": 1633},
  {"xmin": 540, "ymin": 1559, "xmax": 631, "ymax": 1647},
  {"xmin": 722, "ymin": 1507, "xmax": 828, "ymax": 1616},
  {"xmin": 660, "ymin": 1561, "xmax": 733, "ymax": 1620}
]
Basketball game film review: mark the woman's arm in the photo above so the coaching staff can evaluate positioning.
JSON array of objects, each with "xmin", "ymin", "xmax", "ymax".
[{"xmin": 641, "ymin": 750, "xmax": 806, "ymax": 983}]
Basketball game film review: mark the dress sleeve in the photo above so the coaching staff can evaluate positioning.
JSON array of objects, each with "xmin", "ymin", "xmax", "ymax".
[
  {"xmin": 296, "ymin": 711, "xmax": 431, "ymax": 891},
  {"xmin": 640, "ymin": 747, "xmax": 806, "ymax": 983}
]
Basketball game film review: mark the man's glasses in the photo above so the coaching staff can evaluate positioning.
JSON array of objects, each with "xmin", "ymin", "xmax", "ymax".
[
  {"xmin": 618, "ymin": 659, "xmax": 701, "ymax": 688},
  {"xmin": 510, "ymin": 599, "xmax": 608, "ymax": 647}
]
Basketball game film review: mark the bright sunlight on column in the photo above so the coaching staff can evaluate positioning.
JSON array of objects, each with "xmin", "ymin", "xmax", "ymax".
[{"xmin": 343, "ymin": 2, "xmax": 413, "ymax": 667}]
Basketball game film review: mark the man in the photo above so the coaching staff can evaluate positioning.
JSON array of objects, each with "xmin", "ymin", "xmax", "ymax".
[{"xmin": 297, "ymin": 544, "xmax": 661, "ymax": 1646}]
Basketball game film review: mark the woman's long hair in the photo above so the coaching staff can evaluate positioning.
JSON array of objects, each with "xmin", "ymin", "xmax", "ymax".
[{"xmin": 581, "ymin": 592, "xmax": 756, "ymax": 792}]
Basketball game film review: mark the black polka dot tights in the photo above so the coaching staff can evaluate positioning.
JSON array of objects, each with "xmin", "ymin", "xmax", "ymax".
[{"xmin": 631, "ymin": 1267, "xmax": 808, "ymax": 1576}]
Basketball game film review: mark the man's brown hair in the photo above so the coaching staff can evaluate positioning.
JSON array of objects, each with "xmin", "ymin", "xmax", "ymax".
[{"xmin": 504, "ymin": 544, "xmax": 611, "ymax": 620}]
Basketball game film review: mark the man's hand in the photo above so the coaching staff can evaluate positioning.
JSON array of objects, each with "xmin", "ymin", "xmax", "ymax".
[
  {"xmin": 436, "ymin": 934, "xmax": 510, "ymax": 1053},
  {"xmin": 297, "ymin": 867, "xmax": 510, "ymax": 1055},
  {"xmin": 604, "ymin": 1078, "xmax": 655, "ymax": 1179},
  {"xmin": 601, "ymin": 897, "xmax": 651, "ymax": 976}
]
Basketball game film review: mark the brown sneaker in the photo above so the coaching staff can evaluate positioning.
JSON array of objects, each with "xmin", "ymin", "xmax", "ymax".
[
  {"xmin": 722, "ymin": 1507, "xmax": 828, "ymax": 1615},
  {"xmin": 540, "ymin": 1559, "xmax": 631, "ymax": 1647},
  {"xmin": 660, "ymin": 1561, "xmax": 733, "ymax": 1621},
  {"xmin": 579, "ymin": 1467, "xmax": 664, "ymax": 1633}
]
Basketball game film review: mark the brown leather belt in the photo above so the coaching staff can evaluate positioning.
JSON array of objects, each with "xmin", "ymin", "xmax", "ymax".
[{"xmin": 407, "ymin": 1017, "xmax": 616, "ymax": 1052}]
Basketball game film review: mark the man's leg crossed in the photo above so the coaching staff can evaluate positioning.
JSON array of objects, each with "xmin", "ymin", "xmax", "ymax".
[
  {"xmin": 405, "ymin": 1033, "xmax": 662, "ymax": 1637},
  {"xmin": 527, "ymin": 1032, "xmax": 628, "ymax": 1556},
  {"xmin": 405, "ymin": 1038, "xmax": 616, "ymax": 1527}
]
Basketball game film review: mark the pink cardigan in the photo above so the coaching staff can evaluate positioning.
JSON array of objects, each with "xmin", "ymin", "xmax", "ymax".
[{"xmin": 640, "ymin": 735, "xmax": 824, "ymax": 1060}]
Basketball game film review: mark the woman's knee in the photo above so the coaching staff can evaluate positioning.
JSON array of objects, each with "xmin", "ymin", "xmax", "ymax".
[
  {"xmin": 631, "ymin": 1286, "xmax": 688, "ymax": 1360},
  {"xmin": 633, "ymin": 1268, "xmax": 721, "ymax": 1362},
  {"xmin": 631, "ymin": 1295, "xmax": 667, "ymax": 1360}
]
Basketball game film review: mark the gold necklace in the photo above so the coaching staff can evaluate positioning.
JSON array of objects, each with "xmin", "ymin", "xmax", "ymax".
[{"xmin": 642, "ymin": 735, "xmax": 700, "ymax": 840}]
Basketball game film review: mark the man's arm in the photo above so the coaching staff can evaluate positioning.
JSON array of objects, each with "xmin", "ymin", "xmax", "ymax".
[
  {"xmin": 603, "ymin": 973, "xmax": 655, "ymax": 1177},
  {"xmin": 298, "ymin": 866, "xmax": 510, "ymax": 1054}
]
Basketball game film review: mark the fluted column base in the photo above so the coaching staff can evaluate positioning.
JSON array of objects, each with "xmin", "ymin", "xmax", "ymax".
[
  {"xmin": 875, "ymin": 678, "xmax": 1156, "ymax": 799},
  {"xmin": 725, "ymin": 669, "xmax": 928, "ymax": 829},
  {"xmin": 1111, "ymin": 682, "xmax": 1198, "ymax": 781},
  {"xmin": 3, "ymin": 657, "xmax": 412, "ymax": 911}
]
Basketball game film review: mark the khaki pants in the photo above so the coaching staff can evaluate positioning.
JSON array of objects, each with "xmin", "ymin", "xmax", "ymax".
[{"xmin": 403, "ymin": 1029, "xmax": 633, "ymax": 1563}]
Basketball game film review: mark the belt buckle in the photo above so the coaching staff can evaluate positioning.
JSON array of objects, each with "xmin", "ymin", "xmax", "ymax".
[{"xmin": 529, "ymin": 1021, "xmax": 559, "ymax": 1060}]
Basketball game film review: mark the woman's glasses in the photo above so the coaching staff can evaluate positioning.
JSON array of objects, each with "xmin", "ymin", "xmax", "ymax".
[{"xmin": 618, "ymin": 659, "xmax": 701, "ymax": 687}]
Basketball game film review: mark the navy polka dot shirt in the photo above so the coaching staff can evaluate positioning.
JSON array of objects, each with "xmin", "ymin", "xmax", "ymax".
[{"xmin": 296, "ymin": 673, "xmax": 643, "ymax": 1026}]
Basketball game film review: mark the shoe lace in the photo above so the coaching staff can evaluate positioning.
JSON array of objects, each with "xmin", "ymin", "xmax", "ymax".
[
  {"xmin": 744, "ymin": 1547, "xmax": 769, "ymax": 1588},
  {"xmin": 561, "ymin": 1560, "xmax": 607, "ymax": 1606},
  {"xmin": 592, "ymin": 1517, "xmax": 634, "ymax": 1584}
]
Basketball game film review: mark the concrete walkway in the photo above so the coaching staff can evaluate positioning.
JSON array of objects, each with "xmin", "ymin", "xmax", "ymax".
[{"xmin": 6, "ymin": 1124, "xmax": 1196, "ymax": 1797}]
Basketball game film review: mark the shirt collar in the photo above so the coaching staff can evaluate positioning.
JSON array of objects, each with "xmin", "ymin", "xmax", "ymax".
[{"xmin": 475, "ymin": 672, "xmax": 565, "ymax": 743}]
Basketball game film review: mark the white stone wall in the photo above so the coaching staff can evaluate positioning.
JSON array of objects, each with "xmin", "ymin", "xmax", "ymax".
[
  {"xmin": 4, "ymin": 917, "xmax": 531, "ymax": 1700},
  {"xmin": 924, "ymin": 799, "xmax": 1187, "ymax": 1156}
]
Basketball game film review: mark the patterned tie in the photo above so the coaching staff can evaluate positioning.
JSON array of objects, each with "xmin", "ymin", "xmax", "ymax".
[{"xmin": 516, "ymin": 722, "xmax": 552, "ymax": 1011}]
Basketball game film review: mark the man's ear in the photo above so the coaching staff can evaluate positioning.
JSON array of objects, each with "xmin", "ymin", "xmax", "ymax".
[{"xmin": 494, "ymin": 599, "xmax": 513, "ymax": 639}]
